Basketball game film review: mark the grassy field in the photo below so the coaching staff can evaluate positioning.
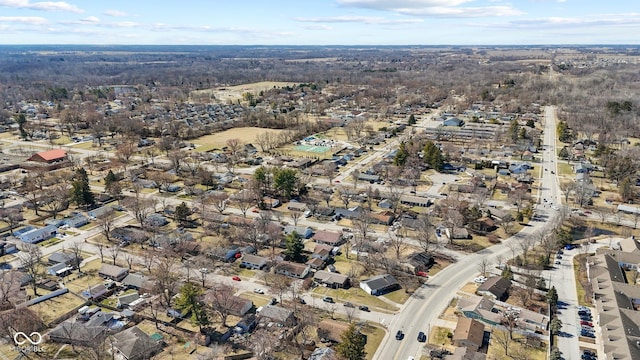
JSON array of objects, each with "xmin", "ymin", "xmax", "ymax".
[
  {"xmin": 487, "ymin": 330, "xmax": 546, "ymax": 360},
  {"xmin": 429, "ymin": 326, "xmax": 454, "ymax": 348},
  {"xmin": 312, "ymin": 286, "xmax": 398, "ymax": 312},
  {"xmin": 382, "ymin": 289, "xmax": 412, "ymax": 304},
  {"xmin": 30, "ymin": 292, "xmax": 86, "ymax": 325},
  {"xmin": 191, "ymin": 127, "xmax": 284, "ymax": 152},
  {"xmin": 361, "ymin": 322, "xmax": 386, "ymax": 360},
  {"xmin": 191, "ymin": 81, "xmax": 296, "ymax": 103}
]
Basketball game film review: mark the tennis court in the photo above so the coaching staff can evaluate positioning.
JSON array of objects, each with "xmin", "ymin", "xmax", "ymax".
[{"xmin": 295, "ymin": 144, "xmax": 331, "ymax": 153}]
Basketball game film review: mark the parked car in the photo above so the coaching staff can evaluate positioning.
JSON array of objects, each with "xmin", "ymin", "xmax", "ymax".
[
  {"xmin": 416, "ymin": 271, "xmax": 429, "ymax": 278},
  {"xmin": 358, "ymin": 305, "xmax": 370, "ymax": 312},
  {"xmin": 322, "ymin": 296, "xmax": 334, "ymax": 303},
  {"xmin": 555, "ymin": 260, "xmax": 561, "ymax": 265},
  {"xmin": 253, "ymin": 288, "xmax": 264, "ymax": 294},
  {"xmin": 417, "ymin": 331, "xmax": 426, "ymax": 342},
  {"xmin": 474, "ymin": 276, "xmax": 487, "ymax": 284},
  {"xmin": 232, "ymin": 276, "xmax": 241, "ymax": 281},
  {"xmin": 395, "ymin": 330, "xmax": 404, "ymax": 340},
  {"xmin": 298, "ymin": 297, "xmax": 306, "ymax": 305},
  {"xmin": 269, "ymin": 298, "xmax": 277, "ymax": 305},
  {"xmin": 344, "ymin": 302, "xmax": 354, "ymax": 308},
  {"xmin": 580, "ymin": 320, "xmax": 593, "ymax": 327}
]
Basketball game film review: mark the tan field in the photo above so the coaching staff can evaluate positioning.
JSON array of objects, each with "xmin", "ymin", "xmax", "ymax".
[
  {"xmin": 191, "ymin": 127, "xmax": 284, "ymax": 152},
  {"xmin": 191, "ymin": 81, "xmax": 297, "ymax": 103}
]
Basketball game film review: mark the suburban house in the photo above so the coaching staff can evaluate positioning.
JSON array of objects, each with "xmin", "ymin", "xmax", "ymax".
[
  {"xmin": 443, "ymin": 117, "xmax": 464, "ymax": 127},
  {"xmin": 234, "ymin": 314, "xmax": 257, "ymax": 334},
  {"xmin": 63, "ymin": 214, "xmax": 89, "ymax": 228},
  {"xmin": 360, "ymin": 274, "xmax": 399, "ymax": 295},
  {"xmin": 275, "ymin": 261, "xmax": 310, "ymax": 279},
  {"xmin": 258, "ymin": 305, "xmax": 296, "ymax": 326},
  {"xmin": 312, "ymin": 244, "xmax": 332, "ymax": 262},
  {"xmin": 122, "ymin": 273, "xmax": 153, "ymax": 292},
  {"xmin": 357, "ymin": 173, "xmax": 381, "ymax": 183},
  {"xmin": 49, "ymin": 323, "xmax": 107, "ymax": 346},
  {"xmin": 82, "ymin": 283, "xmax": 111, "ymax": 300},
  {"xmin": 112, "ymin": 326, "xmax": 162, "ymax": 360},
  {"xmin": 48, "ymin": 251, "xmax": 81, "ymax": 266},
  {"xmin": 400, "ymin": 194, "xmax": 432, "ymax": 207},
  {"xmin": 457, "ymin": 296, "xmax": 501, "ymax": 326},
  {"xmin": 98, "ymin": 264, "xmax": 129, "ymax": 282},
  {"xmin": 446, "ymin": 226, "xmax": 470, "ymax": 240},
  {"xmin": 241, "ymin": 254, "xmax": 268, "ymax": 270},
  {"xmin": 287, "ymin": 201, "xmax": 308, "ymax": 212},
  {"xmin": 47, "ymin": 262, "xmax": 73, "ymax": 277},
  {"xmin": 223, "ymin": 296, "xmax": 253, "ymax": 317},
  {"xmin": 27, "ymin": 149, "xmax": 67, "ymax": 163},
  {"xmin": 404, "ymin": 252, "xmax": 435, "ymax": 273},
  {"xmin": 88, "ymin": 205, "xmax": 115, "ymax": 219},
  {"xmin": 307, "ymin": 257, "xmax": 325, "ymax": 270},
  {"xmin": 476, "ymin": 276, "xmax": 511, "ymax": 301},
  {"xmin": 313, "ymin": 230, "xmax": 344, "ymax": 246},
  {"xmin": 117, "ymin": 293, "xmax": 143, "ymax": 310},
  {"xmin": 283, "ymin": 225, "xmax": 313, "ymax": 239},
  {"xmin": 452, "ymin": 318, "xmax": 485, "ymax": 351},
  {"xmin": 314, "ymin": 271, "xmax": 350, "ymax": 289},
  {"xmin": 15, "ymin": 225, "xmax": 57, "ymax": 244},
  {"xmin": 370, "ymin": 211, "xmax": 395, "ymax": 225},
  {"xmin": 449, "ymin": 347, "xmax": 487, "ymax": 360}
]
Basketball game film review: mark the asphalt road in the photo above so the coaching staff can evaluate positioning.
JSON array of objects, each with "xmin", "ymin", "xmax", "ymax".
[{"xmin": 373, "ymin": 106, "xmax": 563, "ymax": 360}]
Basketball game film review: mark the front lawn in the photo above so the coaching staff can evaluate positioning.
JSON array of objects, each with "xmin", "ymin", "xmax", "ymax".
[{"xmin": 312, "ymin": 287, "xmax": 398, "ymax": 312}]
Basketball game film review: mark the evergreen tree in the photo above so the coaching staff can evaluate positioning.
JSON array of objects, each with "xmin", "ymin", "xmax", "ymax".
[
  {"xmin": 550, "ymin": 317, "xmax": 562, "ymax": 335},
  {"xmin": 501, "ymin": 265, "xmax": 513, "ymax": 280},
  {"xmin": 174, "ymin": 201, "xmax": 192, "ymax": 224},
  {"xmin": 408, "ymin": 114, "xmax": 416, "ymax": 125},
  {"xmin": 273, "ymin": 168, "xmax": 299, "ymax": 199},
  {"xmin": 104, "ymin": 170, "xmax": 121, "ymax": 199},
  {"xmin": 336, "ymin": 323, "xmax": 367, "ymax": 360},
  {"xmin": 423, "ymin": 141, "xmax": 445, "ymax": 171},
  {"xmin": 393, "ymin": 142, "xmax": 409, "ymax": 166},
  {"xmin": 546, "ymin": 286, "xmax": 558, "ymax": 307},
  {"xmin": 508, "ymin": 121, "xmax": 520, "ymax": 142},
  {"xmin": 175, "ymin": 283, "xmax": 209, "ymax": 330},
  {"xmin": 70, "ymin": 167, "xmax": 95, "ymax": 208},
  {"xmin": 283, "ymin": 231, "xmax": 304, "ymax": 261}
]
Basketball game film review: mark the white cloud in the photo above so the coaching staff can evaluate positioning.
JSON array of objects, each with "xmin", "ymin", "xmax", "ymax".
[
  {"xmin": 103, "ymin": 9, "xmax": 128, "ymax": 17},
  {"xmin": 113, "ymin": 21, "xmax": 139, "ymax": 28},
  {"xmin": 478, "ymin": 13, "xmax": 640, "ymax": 29},
  {"xmin": 0, "ymin": 15, "xmax": 47, "ymax": 24},
  {"xmin": 0, "ymin": 0, "xmax": 83, "ymax": 13},
  {"xmin": 295, "ymin": 15, "xmax": 423, "ymax": 24},
  {"xmin": 304, "ymin": 24, "xmax": 333, "ymax": 30},
  {"xmin": 336, "ymin": 0, "xmax": 522, "ymax": 18}
]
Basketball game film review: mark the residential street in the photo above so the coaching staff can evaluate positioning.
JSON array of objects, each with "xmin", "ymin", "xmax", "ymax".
[{"xmin": 373, "ymin": 106, "xmax": 563, "ymax": 360}]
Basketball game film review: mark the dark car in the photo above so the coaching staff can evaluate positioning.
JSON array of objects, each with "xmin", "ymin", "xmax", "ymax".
[
  {"xmin": 358, "ymin": 305, "xmax": 370, "ymax": 312},
  {"xmin": 395, "ymin": 330, "xmax": 404, "ymax": 340},
  {"xmin": 417, "ymin": 331, "xmax": 426, "ymax": 342},
  {"xmin": 298, "ymin": 297, "xmax": 306, "ymax": 305},
  {"xmin": 322, "ymin": 296, "xmax": 334, "ymax": 303},
  {"xmin": 344, "ymin": 302, "xmax": 355, "ymax": 308},
  {"xmin": 583, "ymin": 350, "xmax": 595, "ymax": 357}
]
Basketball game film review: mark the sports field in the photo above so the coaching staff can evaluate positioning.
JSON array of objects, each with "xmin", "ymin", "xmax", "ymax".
[{"xmin": 295, "ymin": 144, "xmax": 331, "ymax": 153}]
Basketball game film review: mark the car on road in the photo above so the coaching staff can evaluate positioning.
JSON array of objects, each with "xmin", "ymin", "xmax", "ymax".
[
  {"xmin": 344, "ymin": 302, "xmax": 355, "ymax": 308},
  {"xmin": 555, "ymin": 260, "xmax": 561, "ymax": 265},
  {"xmin": 551, "ymin": 170, "xmax": 555, "ymax": 174},
  {"xmin": 232, "ymin": 276, "xmax": 241, "ymax": 281},
  {"xmin": 322, "ymin": 296, "xmax": 334, "ymax": 303},
  {"xmin": 358, "ymin": 305, "xmax": 370, "ymax": 312},
  {"xmin": 334, "ymin": 180, "xmax": 340, "ymax": 183},
  {"xmin": 253, "ymin": 288, "xmax": 264, "ymax": 294},
  {"xmin": 416, "ymin": 271, "xmax": 429, "ymax": 278},
  {"xmin": 395, "ymin": 330, "xmax": 404, "ymax": 340},
  {"xmin": 417, "ymin": 331, "xmax": 426, "ymax": 342},
  {"xmin": 251, "ymin": 208, "xmax": 259, "ymax": 213}
]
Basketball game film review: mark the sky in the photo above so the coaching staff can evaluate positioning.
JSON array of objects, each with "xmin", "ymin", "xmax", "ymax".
[{"xmin": 0, "ymin": 0, "xmax": 638, "ymax": 45}]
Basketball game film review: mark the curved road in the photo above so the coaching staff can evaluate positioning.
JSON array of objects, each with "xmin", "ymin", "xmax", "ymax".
[{"xmin": 374, "ymin": 106, "xmax": 562, "ymax": 360}]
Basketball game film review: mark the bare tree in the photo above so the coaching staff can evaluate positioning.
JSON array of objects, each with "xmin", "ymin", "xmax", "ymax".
[
  {"xmin": 234, "ymin": 190, "xmax": 255, "ymax": 217},
  {"xmin": 19, "ymin": 244, "xmax": 43, "ymax": 296},
  {"xmin": 415, "ymin": 212, "xmax": 437, "ymax": 253},
  {"xmin": 388, "ymin": 228, "xmax": 407, "ymax": 260},
  {"xmin": 0, "ymin": 270, "xmax": 24, "ymax": 308},
  {"xmin": 211, "ymin": 192, "xmax": 229, "ymax": 214},
  {"xmin": 95, "ymin": 239, "xmax": 106, "ymax": 263},
  {"xmin": 108, "ymin": 245, "xmax": 121, "ymax": 265},
  {"xmin": 336, "ymin": 186, "xmax": 352, "ymax": 207},
  {"xmin": 290, "ymin": 209, "xmax": 302, "ymax": 226},
  {"xmin": 141, "ymin": 251, "xmax": 156, "ymax": 273},
  {"xmin": 492, "ymin": 329, "xmax": 511, "ymax": 356},
  {"xmin": 99, "ymin": 209, "xmax": 116, "ymax": 243},
  {"xmin": 69, "ymin": 240, "xmax": 84, "ymax": 273},
  {"xmin": 123, "ymin": 252, "xmax": 134, "ymax": 270},
  {"xmin": 478, "ymin": 257, "xmax": 490, "ymax": 277},
  {"xmin": 152, "ymin": 253, "xmax": 180, "ymax": 307},
  {"xmin": 206, "ymin": 284, "xmax": 242, "ymax": 327}
]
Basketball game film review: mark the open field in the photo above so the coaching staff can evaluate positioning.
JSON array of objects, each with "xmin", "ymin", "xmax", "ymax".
[
  {"xmin": 30, "ymin": 292, "xmax": 86, "ymax": 325},
  {"xmin": 191, "ymin": 127, "xmax": 284, "ymax": 152},
  {"xmin": 191, "ymin": 81, "xmax": 297, "ymax": 103}
]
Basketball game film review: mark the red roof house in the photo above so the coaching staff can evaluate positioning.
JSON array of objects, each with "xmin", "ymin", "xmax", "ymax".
[{"xmin": 28, "ymin": 149, "xmax": 67, "ymax": 163}]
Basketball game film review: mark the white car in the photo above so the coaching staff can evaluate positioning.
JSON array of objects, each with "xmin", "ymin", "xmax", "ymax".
[
  {"xmin": 474, "ymin": 276, "xmax": 487, "ymax": 284},
  {"xmin": 253, "ymin": 288, "xmax": 264, "ymax": 294}
]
